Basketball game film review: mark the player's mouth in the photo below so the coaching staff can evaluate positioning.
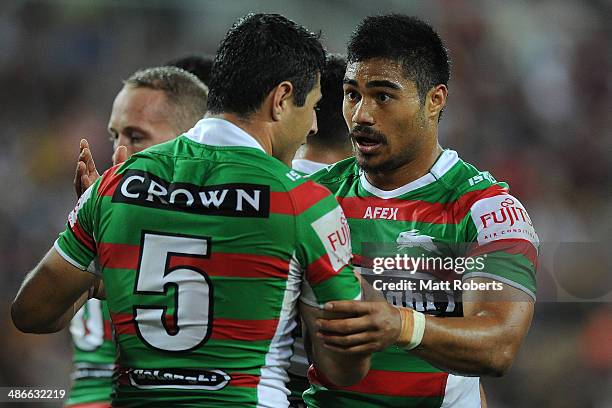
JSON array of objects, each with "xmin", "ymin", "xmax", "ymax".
[{"xmin": 352, "ymin": 133, "xmax": 385, "ymax": 154}]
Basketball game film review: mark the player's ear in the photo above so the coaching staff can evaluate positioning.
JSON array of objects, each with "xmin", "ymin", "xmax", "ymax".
[
  {"xmin": 426, "ymin": 84, "xmax": 447, "ymax": 121},
  {"xmin": 270, "ymin": 81, "xmax": 294, "ymax": 121}
]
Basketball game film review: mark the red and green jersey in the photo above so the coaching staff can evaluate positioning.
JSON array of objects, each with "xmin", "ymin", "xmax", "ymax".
[
  {"xmin": 55, "ymin": 118, "xmax": 361, "ymax": 407},
  {"xmin": 66, "ymin": 298, "xmax": 114, "ymax": 406},
  {"xmin": 304, "ymin": 150, "xmax": 538, "ymax": 408}
]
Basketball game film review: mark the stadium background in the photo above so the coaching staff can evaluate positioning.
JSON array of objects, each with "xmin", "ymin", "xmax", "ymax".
[{"xmin": 0, "ymin": 0, "xmax": 610, "ymax": 406}]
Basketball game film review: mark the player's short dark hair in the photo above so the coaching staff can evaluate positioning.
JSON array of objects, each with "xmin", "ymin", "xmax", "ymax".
[
  {"xmin": 165, "ymin": 54, "xmax": 214, "ymax": 86},
  {"xmin": 125, "ymin": 66, "xmax": 208, "ymax": 132},
  {"xmin": 347, "ymin": 14, "xmax": 450, "ymax": 102},
  {"xmin": 311, "ymin": 54, "xmax": 349, "ymax": 149},
  {"xmin": 207, "ymin": 13, "xmax": 325, "ymax": 117}
]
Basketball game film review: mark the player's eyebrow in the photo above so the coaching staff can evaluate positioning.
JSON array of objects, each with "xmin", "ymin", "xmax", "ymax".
[{"xmin": 343, "ymin": 78, "xmax": 402, "ymax": 90}]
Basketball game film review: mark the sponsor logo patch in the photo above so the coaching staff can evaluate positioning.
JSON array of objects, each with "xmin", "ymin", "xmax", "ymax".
[
  {"xmin": 470, "ymin": 195, "xmax": 538, "ymax": 246},
  {"xmin": 311, "ymin": 206, "xmax": 352, "ymax": 272},
  {"xmin": 128, "ymin": 368, "xmax": 231, "ymax": 390},
  {"xmin": 113, "ymin": 170, "xmax": 270, "ymax": 218}
]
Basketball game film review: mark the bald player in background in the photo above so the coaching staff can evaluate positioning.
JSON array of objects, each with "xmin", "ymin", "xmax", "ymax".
[
  {"xmin": 292, "ymin": 55, "xmax": 352, "ymax": 174},
  {"xmin": 67, "ymin": 66, "xmax": 208, "ymax": 408}
]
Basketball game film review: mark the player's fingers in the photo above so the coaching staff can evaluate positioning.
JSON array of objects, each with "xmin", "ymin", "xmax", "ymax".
[
  {"xmin": 317, "ymin": 315, "xmax": 373, "ymax": 335},
  {"xmin": 74, "ymin": 161, "xmax": 86, "ymax": 197},
  {"xmin": 318, "ymin": 330, "xmax": 376, "ymax": 348},
  {"xmin": 321, "ymin": 341, "xmax": 378, "ymax": 355},
  {"xmin": 79, "ymin": 138, "xmax": 89, "ymax": 151},
  {"xmin": 81, "ymin": 174, "xmax": 92, "ymax": 192},
  {"xmin": 324, "ymin": 300, "xmax": 373, "ymax": 315}
]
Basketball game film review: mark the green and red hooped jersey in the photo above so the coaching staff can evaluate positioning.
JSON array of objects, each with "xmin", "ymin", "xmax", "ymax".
[
  {"xmin": 55, "ymin": 118, "xmax": 361, "ymax": 407},
  {"xmin": 66, "ymin": 298, "xmax": 115, "ymax": 406},
  {"xmin": 304, "ymin": 150, "xmax": 538, "ymax": 408}
]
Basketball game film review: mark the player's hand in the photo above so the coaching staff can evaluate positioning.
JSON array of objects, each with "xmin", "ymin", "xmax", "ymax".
[
  {"xmin": 74, "ymin": 139, "xmax": 100, "ymax": 198},
  {"xmin": 112, "ymin": 145, "xmax": 128, "ymax": 166},
  {"xmin": 317, "ymin": 300, "xmax": 402, "ymax": 354}
]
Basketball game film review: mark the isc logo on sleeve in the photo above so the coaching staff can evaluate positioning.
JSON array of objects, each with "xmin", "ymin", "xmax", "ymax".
[{"xmin": 311, "ymin": 206, "xmax": 352, "ymax": 272}]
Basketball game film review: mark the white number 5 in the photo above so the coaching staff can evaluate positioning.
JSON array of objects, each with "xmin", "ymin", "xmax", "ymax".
[{"xmin": 135, "ymin": 232, "xmax": 212, "ymax": 352}]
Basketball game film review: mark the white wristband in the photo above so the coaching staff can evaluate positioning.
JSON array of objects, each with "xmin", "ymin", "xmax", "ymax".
[{"xmin": 405, "ymin": 311, "xmax": 426, "ymax": 350}]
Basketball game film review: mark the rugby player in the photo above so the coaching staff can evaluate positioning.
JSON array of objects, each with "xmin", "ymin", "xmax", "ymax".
[
  {"xmin": 305, "ymin": 15, "xmax": 537, "ymax": 407},
  {"xmin": 12, "ymin": 13, "xmax": 370, "ymax": 407},
  {"xmin": 67, "ymin": 66, "xmax": 208, "ymax": 408},
  {"xmin": 291, "ymin": 55, "xmax": 352, "ymax": 174}
]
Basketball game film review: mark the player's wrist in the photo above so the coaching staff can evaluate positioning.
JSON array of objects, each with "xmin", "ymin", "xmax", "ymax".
[{"xmin": 395, "ymin": 307, "xmax": 426, "ymax": 350}]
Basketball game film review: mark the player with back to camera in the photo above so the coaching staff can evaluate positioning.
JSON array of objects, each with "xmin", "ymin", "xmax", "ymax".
[
  {"xmin": 12, "ymin": 13, "xmax": 371, "ymax": 407},
  {"xmin": 304, "ymin": 14, "xmax": 538, "ymax": 408},
  {"xmin": 66, "ymin": 65, "xmax": 208, "ymax": 408}
]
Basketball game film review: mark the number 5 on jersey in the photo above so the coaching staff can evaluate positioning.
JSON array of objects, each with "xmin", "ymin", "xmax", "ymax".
[{"xmin": 134, "ymin": 232, "xmax": 213, "ymax": 352}]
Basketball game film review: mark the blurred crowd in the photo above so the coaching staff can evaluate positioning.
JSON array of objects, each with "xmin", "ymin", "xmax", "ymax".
[{"xmin": 0, "ymin": 1, "xmax": 610, "ymax": 406}]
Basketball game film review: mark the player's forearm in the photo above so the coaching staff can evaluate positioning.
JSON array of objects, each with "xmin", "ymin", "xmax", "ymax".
[
  {"xmin": 312, "ymin": 346, "xmax": 370, "ymax": 386},
  {"xmin": 412, "ymin": 304, "xmax": 531, "ymax": 376}
]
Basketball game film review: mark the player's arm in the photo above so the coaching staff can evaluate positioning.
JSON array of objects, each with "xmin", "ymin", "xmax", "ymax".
[
  {"xmin": 12, "ymin": 247, "xmax": 100, "ymax": 334},
  {"xmin": 317, "ymin": 281, "xmax": 532, "ymax": 376},
  {"xmin": 300, "ymin": 301, "xmax": 370, "ymax": 386},
  {"xmin": 318, "ymin": 192, "xmax": 538, "ymax": 377}
]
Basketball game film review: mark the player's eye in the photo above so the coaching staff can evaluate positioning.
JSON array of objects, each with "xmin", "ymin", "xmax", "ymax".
[
  {"xmin": 345, "ymin": 90, "xmax": 360, "ymax": 102},
  {"xmin": 129, "ymin": 133, "xmax": 145, "ymax": 145},
  {"xmin": 108, "ymin": 132, "xmax": 118, "ymax": 143},
  {"xmin": 377, "ymin": 93, "xmax": 392, "ymax": 103}
]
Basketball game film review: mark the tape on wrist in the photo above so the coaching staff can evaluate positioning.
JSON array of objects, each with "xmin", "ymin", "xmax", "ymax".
[{"xmin": 397, "ymin": 307, "xmax": 426, "ymax": 350}]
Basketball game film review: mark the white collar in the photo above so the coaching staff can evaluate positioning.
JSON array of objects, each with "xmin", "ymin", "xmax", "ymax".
[
  {"xmin": 184, "ymin": 117, "xmax": 266, "ymax": 152},
  {"xmin": 291, "ymin": 158, "xmax": 329, "ymax": 174},
  {"xmin": 359, "ymin": 150, "xmax": 459, "ymax": 199}
]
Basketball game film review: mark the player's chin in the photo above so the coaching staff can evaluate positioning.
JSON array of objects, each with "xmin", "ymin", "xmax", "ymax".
[{"xmin": 355, "ymin": 152, "xmax": 386, "ymax": 172}]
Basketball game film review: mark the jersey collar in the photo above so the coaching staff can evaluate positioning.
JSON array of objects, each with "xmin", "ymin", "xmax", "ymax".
[
  {"xmin": 184, "ymin": 118, "xmax": 266, "ymax": 152},
  {"xmin": 359, "ymin": 149, "xmax": 459, "ymax": 198}
]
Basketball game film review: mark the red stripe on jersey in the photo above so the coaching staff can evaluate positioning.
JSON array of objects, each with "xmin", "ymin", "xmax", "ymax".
[
  {"xmin": 97, "ymin": 243, "xmax": 290, "ymax": 278},
  {"xmin": 98, "ymin": 243, "xmax": 140, "ymax": 269},
  {"xmin": 111, "ymin": 312, "xmax": 278, "ymax": 342},
  {"xmin": 169, "ymin": 252, "xmax": 289, "ymax": 279},
  {"xmin": 98, "ymin": 164, "xmax": 123, "ymax": 197},
  {"xmin": 111, "ymin": 312, "xmax": 136, "ymax": 336},
  {"xmin": 270, "ymin": 181, "xmax": 331, "ymax": 215},
  {"xmin": 211, "ymin": 318, "xmax": 279, "ymax": 341},
  {"xmin": 228, "ymin": 373, "xmax": 260, "ymax": 388},
  {"xmin": 339, "ymin": 185, "xmax": 508, "ymax": 224},
  {"xmin": 468, "ymin": 238, "xmax": 538, "ymax": 266},
  {"xmin": 306, "ymin": 254, "xmax": 344, "ymax": 285},
  {"xmin": 71, "ymin": 221, "xmax": 95, "ymax": 252},
  {"xmin": 104, "ymin": 319, "xmax": 113, "ymax": 341},
  {"xmin": 309, "ymin": 366, "xmax": 448, "ymax": 398}
]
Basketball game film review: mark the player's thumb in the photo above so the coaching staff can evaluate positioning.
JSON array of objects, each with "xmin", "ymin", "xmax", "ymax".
[{"xmin": 113, "ymin": 145, "xmax": 128, "ymax": 166}]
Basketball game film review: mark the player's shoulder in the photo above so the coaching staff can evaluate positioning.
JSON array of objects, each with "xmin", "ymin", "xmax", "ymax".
[
  {"xmin": 442, "ymin": 152, "xmax": 510, "ymax": 204},
  {"xmin": 309, "ymin": 156, "xmax": 359, "ymax": 186}
]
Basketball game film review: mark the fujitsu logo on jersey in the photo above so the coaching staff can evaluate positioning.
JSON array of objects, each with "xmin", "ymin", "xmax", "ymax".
[
  {"xmin": 327, "ymin": 214, "xmax": 350, "ymax": 252},
  {"xmin": 113, "ymin": 169, "xmax": 270, "ymax": 217},
  {"xmin": 479, "ymin": 197, "xmax": 533, "ymax": 229}
]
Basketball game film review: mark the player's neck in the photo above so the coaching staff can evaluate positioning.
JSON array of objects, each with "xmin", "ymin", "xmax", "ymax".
[
  {"xmin": 365, "ymin": 143, "xmax": 444, "ymax": 191},
  {"xmin": 208, "ymin": 112, "xmax": 295, "ymax": 167},
  {"xmin": 208, "ymin": 112, "xmax": 274, "ymax": 154},
  {"xmin": 300, "ymin": 143, "xmax": 352, "ymax": 165}
]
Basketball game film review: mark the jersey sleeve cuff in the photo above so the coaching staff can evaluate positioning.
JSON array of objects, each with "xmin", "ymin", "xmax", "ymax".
[{"xmin": 54, "ymin": 240, "xmax": 100, "ymax": 276}]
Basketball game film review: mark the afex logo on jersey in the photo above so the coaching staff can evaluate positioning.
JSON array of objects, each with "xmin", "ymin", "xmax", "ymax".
[
  {"xmin": 113, "ymin": 170, "xmax": 270, "ymax": 217},
  {"xmin": 471, "ymin": 195, "xmax": 538, "ymax": 245}
]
